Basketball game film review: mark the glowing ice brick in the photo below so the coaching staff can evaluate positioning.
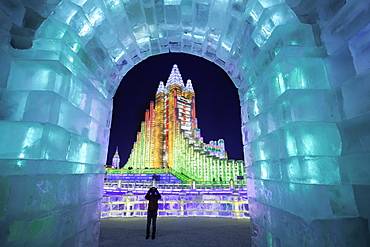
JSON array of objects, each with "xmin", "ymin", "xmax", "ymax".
[
  {"xmin": 192, "ymin": 1, "xmax": 210, "ymax": 43},
  {"xmin": 107, "ymin": 41, "xmax": 128, "ymax": 64},
  {"xmin": 0, "ymin": 121, "xmax": 43, "ymax": 160},
  {"xmin": 50, "ymin": 1, "xmax": 80, "ymax": 25},
  {"xmin": 205, "ymin": 0, "xmax": 227, "ymax": 57},
  {"xmin": 289, "ymin": 183, "xmax": 333, "ymax": 218},
  {"xmin": 243, "ymin": 144, "xmax": 253, "ymax": 167},
  {"xmin": 243, "ymin": 118, "xmax": 261, "ymax": 143},
  {"xmin": 252, "ymin": 3, "xmax": 297, "ymax": 48},
  {"xmin": 217, "ymin": 16, "xmax": 242, "ymax": 62},
  {"xmin": 58, "ymin": 99, "xmax": 90, "ymax": 137},
  {"xmin": 105, "ymin": 0, "xmax": 125, "ymax": 18},
  {"xmin": 23, "ymin": 91, "xmax": 61, "ymax": 124},
  {"xmin": 268, "ymin": 56, "xmax": 330, "ymax": 101},
  {"xmin": 341, "ymin": 70, "xmax": 370, "ymax": 119},
  {"xmin": 245, "ymin": 0, "xmax": 264, "ymax": 24},
  {"xmin": 282, "ymin": 122, "xmax": 342, "ymax": 157},
  {"xmin": 90, "ymin": 96, "xmax": 111, "ymax": 124},
  {"xmin": 338, "ymin": 113, "xmax": 370, "ymax": 155},
  {"xmin": 280, "ymin": 89, "xmax": 343, "ymax": 123},
  {"xmin": 67, "ymin": 76, "xmax": 84, "ymax": 109},
  {"xmin": 322, "ymin": 1, "xmax": 370, "ymax": 55},
  {"xmin": 349, "ymin": 23, "xmax": 370, "ymax": 74},
  {"xmin": 122, "ymin": 0, "xmax": 151, "ymax": 48},
  {"xmin": 353, "ymin": 185, "xmax": 370, "ymax": 220},
  {"xmin": 180, "ymin": 0, "xmax": 192, "ymax": 32},
  {"xmin": 164, "ymin": 0, "xmax": 181, "ymax": 5},
  {"xmin": 253, "ymin": 160, "xmax": 281, "ymax": 181},
  {"xmin": 8, "ymin": 60, "xmax": 61, "ymax": 91},
  {"xmin": 88, "ymin": 119, "xmax": 99, "ymax": 143},
  {"xmin": 66, "ymin": 133, "xmax": 100, "ymax": 164},
  {"xmin": 68, "ymin": 9, "xmax": 96, "ymax": 44},
  {"xmin": 80, "ymin": 0, "xmax": 106, "ymax": 27},
  {"xmin": 143, "ymin": 2, "xmax": 160, "ymax": 38},
  {"xmin": 0, "ymin": 90, "xmax": 29, "ymax": 121},
  {"xmin": 324, "ymin": 44, "xmax": 356, "ymax": 88},
  {"xmin": 164, "ymin": 4, "xmax": 181, "ymax": 42},
  {"xmin": 262, "ymin": 23, "xmax": 316, "ymax": 59},
  {"xmin": 280, "ymin": 156, "xmax": 341, "ymax": 185},
  {"xmin": 329, "ymin": 185, "xmax": 358, "ymax": 217},
  {"xmin": 114, "ymin": 17, "xmax": 138, "ymax": 53},
  {"xmin": 251, "ymin": 199, "xmax": 368, "ymax": 246},
  {"xmin": 258, "ymin": 0, "xmax": 284, "ymax": 8},
  {"xmin": 339, "ymin": 154, "xmax": 370, "ymax": 185},
  {"xmin": 41, "ymin": 124, "xmax": 70, "ymax": 161},
  {"xmin": 95, "ymin": 20, "xmax": 118, "ymax": 49},
  {"xmin": 85, "ymin": 35, "xmax": 114, "ymax": 72}
]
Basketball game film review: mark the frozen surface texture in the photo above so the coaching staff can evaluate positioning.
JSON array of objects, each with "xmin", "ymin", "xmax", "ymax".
[{"xmin": 0, "ymin": 0, "xmax": 370, "ymax": 246}]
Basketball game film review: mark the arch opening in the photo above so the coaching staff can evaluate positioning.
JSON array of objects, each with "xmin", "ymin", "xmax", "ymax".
[
  {"xmin": 107, "ymin": 53, "xmax": 244, "ymax": 167},
  {"xmin": 1, "ymin": 0, "xmax": 370, "ymax": 246}
]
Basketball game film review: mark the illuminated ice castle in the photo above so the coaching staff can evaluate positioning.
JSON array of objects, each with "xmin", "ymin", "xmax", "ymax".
[{"xmin": 122, "ymin": 64, "xmax": 244, "ymax": 182}]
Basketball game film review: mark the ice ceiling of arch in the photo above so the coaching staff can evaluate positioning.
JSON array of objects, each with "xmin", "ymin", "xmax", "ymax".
[{"xmin": 32, "ymin": 0, "xmax": 300, "ymax": 99}]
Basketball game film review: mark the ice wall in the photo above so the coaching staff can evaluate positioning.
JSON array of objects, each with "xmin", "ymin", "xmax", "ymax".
[
  {"xmin": 243, "ymin": 1, "xmax": 370, "ymax": 246},
  {"xmin": 0, "ymin": 0, "xmax": 370, "ymax": 246}
]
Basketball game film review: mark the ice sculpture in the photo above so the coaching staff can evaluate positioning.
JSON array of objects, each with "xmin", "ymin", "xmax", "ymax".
[
  {"xmin": 1, "ymin": 0, "xmax": 370, "ymax": 246},
  {"xmin": 122, "ymin": 64, "xmax": 244, "ymax": 182}
]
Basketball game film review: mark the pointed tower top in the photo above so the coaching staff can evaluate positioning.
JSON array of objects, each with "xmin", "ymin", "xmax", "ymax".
[
  {"xmin": 114, "ymin": 146, "xmax": 119, "ymax": 156},
  {"xmin": 166, "ymin": 64, "xmax": 185, "ymax": 88},
  {"xmin": 184, "ymin": 79, "xmax": 194, "ymax": 94},
  {"xmin": 156, "ymin": 81, "xmax": 166, "ymax": 95}
]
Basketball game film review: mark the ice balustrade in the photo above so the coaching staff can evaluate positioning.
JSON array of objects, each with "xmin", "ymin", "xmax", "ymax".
[
  {"xmin": 1, "ymin": 0, "xmax": 370, "ymax": 246},
  {"xmin": 101, "ymin": 192, "xmax": 249, "ymax": 219},
  {"xmin": 104, "ymin": 180, "xmax": 247, "ymax": 190}
]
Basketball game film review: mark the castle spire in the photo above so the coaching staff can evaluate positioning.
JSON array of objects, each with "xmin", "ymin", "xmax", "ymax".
[
  {"xmin": 166, "ymin": 64, "xmax": 185, "ymax": 88},
  {"xmin": 156, "ymin": 81, "xmax": 166, "ymax": 95},
  {"xmin": 184, "ymin": 79, "xmax": 194, "ymax": 94},
  {"xmin": 112, "ymin": 146, "xmax": 120, "ymax": 169}
]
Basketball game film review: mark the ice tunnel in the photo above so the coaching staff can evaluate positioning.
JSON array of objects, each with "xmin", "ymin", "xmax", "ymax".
[{"xmin": 1, "ymin": 0, "xmax": 370, "ymax": 246}]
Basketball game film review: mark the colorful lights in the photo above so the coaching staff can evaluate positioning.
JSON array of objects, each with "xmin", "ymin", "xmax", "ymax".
[
  {"xmin": 101, "ymin": 187, "xmax": 249, "ymax": 219},
  {"xmin": 120, "ymin": 64, "xmax": 245, "ymax": 183},
  {"xmin": 104, "ymin": 64, "xmax": 248, "ymax": 219},
  {"xmin": 112, "ymin": 146, "xmax": 120, "ymax": 169}
]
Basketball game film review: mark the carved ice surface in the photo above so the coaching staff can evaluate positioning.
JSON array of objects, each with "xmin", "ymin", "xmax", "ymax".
[{"xmin": 1, "ymin": 0, "xmax": 370, "ymax": 246}]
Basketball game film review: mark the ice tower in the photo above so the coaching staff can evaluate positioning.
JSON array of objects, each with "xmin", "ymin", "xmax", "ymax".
[
  {"xmin": 122, "ymin": 64, "xmax": 242, "ymax": 182},
  {"xmin": 1, "ymin": 0, "xmax": 370, "ymax": 246},
  {"xmin": 111, "ymin": 146, "xmax": 120, "ymax": 169}
]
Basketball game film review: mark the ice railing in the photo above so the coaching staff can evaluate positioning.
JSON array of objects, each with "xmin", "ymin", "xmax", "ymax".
[
  {"xmin": 101, "ymin": 192, "xmax": 249, "ymax": 219},
  {"xmin": 104, "ymin": 179, "xmax": 247, "ymax": 190}
]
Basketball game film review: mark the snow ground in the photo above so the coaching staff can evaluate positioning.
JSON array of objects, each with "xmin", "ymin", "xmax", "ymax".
[{"xmin": 99, "ymin": 217, "xmax": 251, "ymax": 247}]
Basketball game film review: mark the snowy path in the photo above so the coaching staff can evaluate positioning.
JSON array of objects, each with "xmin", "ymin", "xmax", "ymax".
[{"xmin": 99, "ymin": 217, "xmax": 251, "ymax": 247}]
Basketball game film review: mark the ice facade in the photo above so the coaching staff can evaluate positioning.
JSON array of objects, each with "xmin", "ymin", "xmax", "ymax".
[{"xmin": 0, "ymin": 0, "xmax": 370, "ymax": 246}]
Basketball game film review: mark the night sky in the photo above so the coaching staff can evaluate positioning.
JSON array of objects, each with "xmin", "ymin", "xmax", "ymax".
[{"xmin": 107, "ymin": 53, "xmax": 244, "ymax": 167}]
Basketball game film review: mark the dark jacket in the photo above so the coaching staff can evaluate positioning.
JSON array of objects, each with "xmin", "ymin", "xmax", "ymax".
[{"xmin": 145, "ymin": 188, "xmax": 161, "ymax": 212}]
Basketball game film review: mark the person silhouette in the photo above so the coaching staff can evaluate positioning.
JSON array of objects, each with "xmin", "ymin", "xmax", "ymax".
[{"xmin": 145, "ymin": 187, "xmax": 161, "ymax": 239}]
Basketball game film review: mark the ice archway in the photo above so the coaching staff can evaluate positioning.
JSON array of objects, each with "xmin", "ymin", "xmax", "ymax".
[{"xmin": 1, "ymin": 0, "xmax": 370, "ymax": 246}]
